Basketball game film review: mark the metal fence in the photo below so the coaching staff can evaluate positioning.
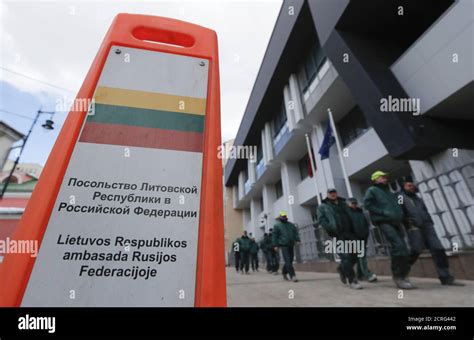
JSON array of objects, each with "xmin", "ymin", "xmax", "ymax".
[
  {"xmin": 297, "ymin": 221, "xmax": 391, "ymax": 262},
  {"xmin": 296, "ymin": 161, "xmax": 474, "ymax": 263}
]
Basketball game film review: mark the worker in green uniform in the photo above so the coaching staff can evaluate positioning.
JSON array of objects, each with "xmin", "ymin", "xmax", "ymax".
[
  {"xmin": 363, "ymin": 171, "xmax": 414, "ymax": 289},
  {"xmin": 347, "ymin": 197, "xmax": 377, "ymax": 283},
  {"xmin": 249, "ymin": 237, "xmax": 260, "ymax": 272},
  {"xmin": 238, "ymin": 231, "xmax": 252, "ymax": 274},
  {"xmin": 317, "ymin": 189, "xmax": 362, "ymax": 289},
  {"xmin": 268, "ymin": 228, "xmax": 279, "ymax": 274},
  {"xmin": 272, "ymin": 211, "xmax": 300, "ymax": 282},
  {"xmin": 260, "ymin": 233, "xmax": 272, "ymax": 272}
]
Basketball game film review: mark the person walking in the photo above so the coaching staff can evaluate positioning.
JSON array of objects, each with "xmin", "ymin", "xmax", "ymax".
[
  {"xmin": 363, "ymin": 171, "xmax": 414, "ymax": 289},
  {"xmin": 238, "ymin": 231, "xmax": 251, "ymax": 274},
  {"xmin": 272, "ymin": 211, "xmax": 300, "ymax": 282},
  {"xmin": 318, "ymin": 189, "xmax": 362, "ymax": 289},
  {"xmin": 260, "ymin": 233, "xmax": 272, "ymax": 272},
  {"xmin": 268, "ymin": 228, "xmax": 280, "ymax": 275},
  {"xmin": 347, "ymin": 197, "xmax": 377, "ymax": 283},
  {"xmin": 250, "ymin": 237, "xmax": 260, "ymax": 272},
  {"xmin": 400, "ymin": 181, "xmax": 464, "ymax": 286},
  {"xmin": 232, "ymin": 238, "xmax": 241, "ymax": 273}
]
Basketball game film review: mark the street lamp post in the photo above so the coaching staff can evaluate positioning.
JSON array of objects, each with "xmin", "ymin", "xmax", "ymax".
[{"xmin": 0, "ymin": 109, "xmax": 55, "ymax": 199}]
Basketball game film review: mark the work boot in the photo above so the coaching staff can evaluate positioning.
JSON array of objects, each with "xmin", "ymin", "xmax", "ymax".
[
  {"xmin": 349, "ymin": 281, "xmax": 363, "ymax": 289},
  {"xmin": 337, "ymin": 265, "xmax": 347, "ymax": 285},
  {"xmin": 394, "ymin": 278, "xmax": 416, "ymax": 289},
  {"xmin": 368, "ymin": 274, "xmax": 378, "ymax": 283},
  {"xmin": 292, "ymin": 276, "xmax": 298, "ymax": 283},
  {"xmin": 441, "ymin": 277, "xmax": 465, "ymax": 286},
  {"xmin": 283, "ymin": 273, "xmax": 289, "ymax": 281}
]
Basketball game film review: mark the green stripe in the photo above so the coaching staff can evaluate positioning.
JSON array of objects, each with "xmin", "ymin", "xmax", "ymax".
[{"xmin": 87, "ymin": 103, "xmax": 204, "ymax": 133}]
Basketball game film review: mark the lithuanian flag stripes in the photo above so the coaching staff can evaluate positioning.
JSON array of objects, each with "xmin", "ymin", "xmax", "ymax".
[{"xmin": 79, "ymin": 86, "xmax": 206, "ymax": 152}]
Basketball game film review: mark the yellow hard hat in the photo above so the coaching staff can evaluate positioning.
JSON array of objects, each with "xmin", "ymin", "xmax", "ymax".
[
  {"xmin": 279, "ymin": 211, "xmax": 288, "ymax": 217},
  {"xmin": 371, "ymin": 170, "xmax": 388, "ymax": 181}
]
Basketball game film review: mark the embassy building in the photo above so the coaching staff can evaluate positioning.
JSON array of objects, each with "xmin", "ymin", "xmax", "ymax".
[{"xmin": 224, "ymin": 0, "xmax": 474, "ymax": 277}]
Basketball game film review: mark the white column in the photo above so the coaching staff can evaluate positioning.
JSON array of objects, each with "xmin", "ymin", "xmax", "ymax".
[
  {"xmin": 280, "ymin": 161, "xmax": 313, "ymax": 227},
  {"xmin": 262, "ymin": 184, "xmax": 277, "ymax": 233},
  {"xmin": 238, "ymin": 171, "xmax": 245, "ymax": 199},
  {"xmin": 264, "ymin": 121, "xmax": 274, "ymax": 163},
  {"xmin": 242, "ymin": 208, "xmax": 251, "ymax": 234},
  {"xmin": 261, "ymin": 128, "xmax": 267, "ymax": 165},
  {"xmin": 283, "ymin": 85, "xmax": 296, "ymax": 131},
  {"xmin": 289, "ymin": 73, "xmax": 305, "ymax": 122},
  {"xmin": 248, "ymin": 159, "xmax": 256, "ymax": 184},
  {"xmin": 232, "ymin": 185, "xmax": 239, "ymax": 209},
  {"xmin": 250, "ymin": 197, "xmax": 263, "ymax": 239}
]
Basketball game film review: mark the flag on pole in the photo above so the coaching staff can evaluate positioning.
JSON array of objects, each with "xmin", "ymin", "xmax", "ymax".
[{"xmin": 318, "ymin": 121, "xmax": 335, "ymax": 160}]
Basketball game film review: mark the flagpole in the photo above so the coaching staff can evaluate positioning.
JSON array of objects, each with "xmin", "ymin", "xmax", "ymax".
[
  {"xmin": 305, "ymin": 133, "xmax": 321, "ymax": 205},
  {"xmin": 327, "ymin": 108, "xmax": 353, "ymax": 198}
]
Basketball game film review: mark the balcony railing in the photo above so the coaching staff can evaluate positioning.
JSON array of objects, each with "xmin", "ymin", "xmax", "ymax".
[
  {"xmin": 244, "ymin": 179, "xmax": 251, "ymax": 195},
  {"xmin": 256, "ymin": 158, "xmax": 265, "ymax": 179},
  {"xmin": 302, "ymin": 58, "xmax": 330, "ymax": 103},
  {"xmin": 296, "ymin": 221, "xmax": 391, "ymax": 263},
  {"xmin": 272, "ymin": 123, "xmax": 290, "ymax": 156}
]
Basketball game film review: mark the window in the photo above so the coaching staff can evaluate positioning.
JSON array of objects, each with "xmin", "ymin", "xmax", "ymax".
[
  {"xmin": 256, "ymin": 141, "xmax": 263, "ymax": 163},
  {"xmin": 256, "ymin": 142, "xmax": 265, "ymax": 178},
  {"xmin": 298, "ymin": 38, "xmax": 326, "ymax": 92},
  {"xmin": 273, "ymin": 100, "xmax": 287, "ymax": 134},
  {"xmin": 337, "ymin": 106, "xmax": 370, "ymax": 146},
  {"xmin": 275, "ymin": 180, "xmax": 283, "ymax": 199},
  {"xmin": 298, "ymin": 153, "xmax": 310, "ymax": 180}
]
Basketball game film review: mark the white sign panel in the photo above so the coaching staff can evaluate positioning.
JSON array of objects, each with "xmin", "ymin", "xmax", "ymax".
[{"xmin": 22, "ymin": 46, "xmax": 209, "ymax": 306}]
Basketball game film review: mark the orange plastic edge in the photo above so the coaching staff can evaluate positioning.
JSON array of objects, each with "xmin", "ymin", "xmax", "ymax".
[{"xmin": 0, "ymin": 13, "xmax": 226, "ymax": 307}]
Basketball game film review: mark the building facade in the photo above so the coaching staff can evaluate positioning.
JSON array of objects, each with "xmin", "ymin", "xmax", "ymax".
[
  {"xmin": 224, "ymin": 0, "xmax": 474, "ymax": 273},
  {"xmin": 222, "ymin": 139, "xmax": 244, "ymax": 265}
]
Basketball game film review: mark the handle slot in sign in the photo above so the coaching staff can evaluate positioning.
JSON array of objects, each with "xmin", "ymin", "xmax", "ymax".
[{"xmin": 132, "ymin": 26, "xmax": 195, "ymax": 48}]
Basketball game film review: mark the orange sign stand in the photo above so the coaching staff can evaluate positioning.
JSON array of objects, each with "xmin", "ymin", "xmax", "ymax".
[{"xmin": 0, "ymin": 14, "xmax": 226, "ymax": 307}]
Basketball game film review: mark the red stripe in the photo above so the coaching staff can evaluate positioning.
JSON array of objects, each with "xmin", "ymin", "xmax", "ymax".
[{"xmin": 79, "ymin": 122, "xmax": 203, "ymax": 152}]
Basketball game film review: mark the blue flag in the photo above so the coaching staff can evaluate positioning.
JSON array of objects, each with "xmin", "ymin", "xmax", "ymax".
[{"xmin": 318, "ymin": 121, "xmax": 335, "ymax": 160}]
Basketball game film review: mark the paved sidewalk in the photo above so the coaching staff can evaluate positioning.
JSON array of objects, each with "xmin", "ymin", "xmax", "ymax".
[{"xmin": 226, "ymin": 267, "xmax": 474, "ymax": 307}]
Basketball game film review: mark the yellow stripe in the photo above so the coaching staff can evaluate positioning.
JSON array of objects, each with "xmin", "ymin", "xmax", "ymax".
[{"xmin": 94, "ymin": 87, "xmax": 206, "ymax": 116}]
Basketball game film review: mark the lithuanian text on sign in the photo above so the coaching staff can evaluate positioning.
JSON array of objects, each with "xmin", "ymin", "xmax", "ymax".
[{"xmin": 21, "ymin": 46, "xmax": 209, "ymax": 306}]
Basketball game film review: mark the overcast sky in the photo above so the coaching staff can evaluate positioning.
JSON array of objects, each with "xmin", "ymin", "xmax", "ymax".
[{"xmin": 0, "ymin": 0, "xmax": 281, "ymax": 165}]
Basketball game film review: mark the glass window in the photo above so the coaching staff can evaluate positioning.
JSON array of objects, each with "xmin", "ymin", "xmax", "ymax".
[
  {"xmin": 256, "ymin": 141, "xmax": 263, "ymax": 163},
  {"xmin": 298, "ymin": 37, "xmax": 326, "ymax": 92},
  {"xmin": 273, "ymin": 100, "xmax": 287, "ymax": 133},
  {"xmin": 275, "ymin": 180, "xmax": 283, "ymax": 199},
  {"xmin": 337, "ymin": 106, "xmax": 370, "ymax": 146},
  {"xmin": 298, "ymin": 153, "xmax": 310, "ymax": 180}
]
